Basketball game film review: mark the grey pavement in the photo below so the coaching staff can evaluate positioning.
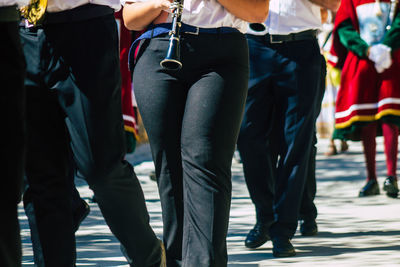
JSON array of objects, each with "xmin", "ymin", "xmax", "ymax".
[{"xmin": 19, "ymin": 137, "xmax": 400, "ymax": 266}]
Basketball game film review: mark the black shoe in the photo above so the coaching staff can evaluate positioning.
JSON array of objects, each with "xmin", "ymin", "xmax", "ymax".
[
  {"xmin": 244, "ymin": 222, "xmax": 271, "ymax": 249},
  {"xmin": 124, "ymin": 239, "xmax": 166, "ymax": 267},
  {"xmin": 90, "ymin": 195, "xmax": 97, "ymax": 203},
  {"xmin": 272, "ymin": 236, "xmax": 296, "ymax": 257},
  {"xmin": 359, "ymin": 180, "xmax": 380, "ymax": 197},
  {"xmin": 73, "ymin": 198, "xmax": 90, "ymax": 232},
  {"xmin": 300, "ymin": 219, "xmax": 318, "ymax": 236},
  {"xmin": 383, "ymin": 176, "xmax": 399, "ymax": 198},
  {"xmin": 149, "ymin": 171, "xmax": 157, "ymax": 181}
]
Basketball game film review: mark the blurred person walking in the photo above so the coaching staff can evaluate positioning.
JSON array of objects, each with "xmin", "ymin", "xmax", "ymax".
[
  {"xmin": 330, "ymin": 0, "xmax": 400, "ymax": 198},
  {"xmin": 317, "ymin": 11, "xmax": 350, "ymax": 156}
]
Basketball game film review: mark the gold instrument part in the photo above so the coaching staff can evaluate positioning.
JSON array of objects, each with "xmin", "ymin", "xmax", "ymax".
[{"xmin": 20, "ymin": 0, "xmax": 48, "ymax": 25}]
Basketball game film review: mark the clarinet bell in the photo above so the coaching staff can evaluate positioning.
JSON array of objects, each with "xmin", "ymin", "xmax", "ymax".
[
  {"xmin": 160, "ymin": 37, "xmax": 182, "ymax": 71},
  {"xmin": 249, "ymin": 23, "xmax": 267, "ymax": 32}
]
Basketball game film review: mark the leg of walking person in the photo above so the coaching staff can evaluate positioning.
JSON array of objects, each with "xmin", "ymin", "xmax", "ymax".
[
  {"xmin": 0, "ymin": 9, "xmax": 26, "ymax": 267},
  {"xmin": 180, "ymin": 50, "xmax": 248, "ymax": 267},
  {"xmin": 382, "ymin": 123, "xmax": 399, "ymax": 198},
  {"xmin": 23, "ymin": 168, "xmax": 89, "ymax": 266},
  {"xmin": 43, "ymin": 15, "xmax": 162, "ymax": 267},
  {"xmin": 299, "ymin": 55, "xmax": 326, "ymax": 236},
  {"xmin": 134, "ymin": 32, "xmax": 249, "ymax": 267},
  {"xmin": 269, "ymin": 39, "xmax": 324, "ymax": 257},
  {"xmin": 359, "ymin": 123, "xmax": 380, "ymax": 197},
  {"xmin": 20, "ymin": 25, "xmax": 92, "ymax": 266},
  {"xmin": 299, "ymin": 133, "xmax": 318, "ymax": 236},
  {"xmin": 23, "ymin": 87, "xmax": 77, "ymax": 266},
  {"xmin": 20, "ymin": 8, "xmax": 163, "ymax": 266},
  {"xmin": 133, "ymin": 39, "xmax": 186, "ymax": 266},
  {"xmin": 379, "ymin": 50, "xmax": 400, "ymax": 199},
  {"xmin": 236, "ymin": 35, "xmax": 278, "ymax": 249},
  {"xmin": 71, "ymin": 185, "xmax": 90, "ymax": 232}
]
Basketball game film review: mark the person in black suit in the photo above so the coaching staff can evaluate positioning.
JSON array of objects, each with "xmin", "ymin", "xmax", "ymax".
[
  {"xmin": 0, "ymin": 2, "xmax": 27, "ymax": 266},
  {"xmin": 19, "ymin": 1, "xmax": 165, "ymax": 266},
  {"xmin": 237, "ymin": 0, "xmax": 340, "ymax": 257}
]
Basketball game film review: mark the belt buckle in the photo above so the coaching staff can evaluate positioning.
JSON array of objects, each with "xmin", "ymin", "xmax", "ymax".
[
  {"xmin": 185, "ymin": 26, "xmax": 200, "ymax": 35},
  {"xmin": 269, "ymin": 34, "xmax": 283, "ymax": 44}
]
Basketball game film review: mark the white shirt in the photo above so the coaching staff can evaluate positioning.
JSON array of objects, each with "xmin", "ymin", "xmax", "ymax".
[
  {"xmin": 264, "ymin": 0, "xmax": 322, "ymax": 35},
  {"xmin": 46, "ymin": 0, "xmax": 121, "ymax": 13},
  {"xmin": 0, "ymin": 0, "xmax": 29, "ymax": 7},
  {"xmin": 122, "ymin": 0, "xmax": 247, "ymax": 33}
]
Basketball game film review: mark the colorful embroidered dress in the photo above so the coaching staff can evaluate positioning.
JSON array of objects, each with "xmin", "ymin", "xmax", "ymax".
[{"xmin": 329, "ymin": 0, "xmax": 400, "ymax": 140}]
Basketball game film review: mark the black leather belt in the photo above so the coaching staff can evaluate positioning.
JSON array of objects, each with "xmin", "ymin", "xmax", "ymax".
[{"xmin": 267, "ymin": 29, "xmax": 318, "ymax": 43}]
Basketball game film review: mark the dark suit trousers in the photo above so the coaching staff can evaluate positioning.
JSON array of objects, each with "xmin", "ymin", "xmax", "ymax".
[
  {"xmin": 237, "ymin": 34, "xmax": 325, "ymax": 239},
  {"xmin": 300, "ymin": 60, "xmax": 326, "ymax": 222},
  {"xmin": 0, "ymin": 18, "xmax": 26, "ymax": 267},
  {"xmin": 20, "ymin": 13, "xmax": 160, "ymax": 267}
]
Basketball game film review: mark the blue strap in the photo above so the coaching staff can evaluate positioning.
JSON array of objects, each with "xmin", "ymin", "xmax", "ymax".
[
  {"xmin": 128, "ymin": 24, "xmax": 170, "ymax": 70},
  {"xmin": 128, "ymin": 23, "xmax": 240, "ymax": 70}
]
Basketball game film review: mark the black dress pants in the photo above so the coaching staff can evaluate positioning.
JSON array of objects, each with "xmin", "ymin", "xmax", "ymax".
[
  {"xmin": 133, "ymin": 31, "xmax": 249, "ymax": 267},
  {"xmin": 237, "ymin": 34, "xmax": 325, "ymax": 239},
  {"xmin": 300, "ymin": 60, "xmax": 326, "ymax": 222},
  {"xmin": 20, "ymin": 11, "xmax": 160, "ymax": 267},
  {"xmin": 0, "ymin": 14, "xmax": 26, "ymax": 267}
]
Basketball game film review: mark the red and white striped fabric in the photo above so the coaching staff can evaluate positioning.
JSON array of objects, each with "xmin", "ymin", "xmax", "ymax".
[{"xmin": 115, "ymin": 10, "xmax": 139, "ymax": 147}]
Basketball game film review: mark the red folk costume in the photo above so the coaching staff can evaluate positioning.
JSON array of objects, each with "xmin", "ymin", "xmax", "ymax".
[
  {"xmin": 330, "ymin": 0, "xmax": 400, "ymax": 141},
  {"xmin": 115, "ymin": 10, "xmax": 139, "ymax": 153},
  {"xmin": 330, "ymin": 0, "xmax": 400, "ymax": 198}
]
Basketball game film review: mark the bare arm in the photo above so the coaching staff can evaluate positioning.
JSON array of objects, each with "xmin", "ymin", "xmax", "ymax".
[
  {"xmin": 123, "ymin": 0, "xmax": 171, "ymax": 31},
  {"xmin": 309, "ymin": 0, "xmax": 341, "ymax": 12},
  {"xmin": 320, "ymin": 8, "xmax": 328, "ymax": 24},
  {"xmin": 217, "ymin": 0, "xmax": 269, "ymax": 23}
]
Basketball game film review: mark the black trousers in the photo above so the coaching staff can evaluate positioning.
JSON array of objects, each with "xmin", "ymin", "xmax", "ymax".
[
  {"xmin": 264, "ymin": 122, "xmax": 321, "ymax": 225},
  {"xmin": 20, "ymin": 11, "xmax": 160, "ymax": 267},
  {"xmin": 0, "ymin": 16, "xmax": 26, "ymax": 267},
  {"xmin": 237, "ymin": 34, "xmax": 325, "ymax": 239},
  {"xmin": 133, "ymin": 31, "xmax": 249, "ymax": 267},
  {"xmin": 270, "ymin": 131, "xmax": 321, "ymax": 223},
  {"xmin": 272, "ymin": 66, "xmax": 326, "ymax": 223},
  {"xmin": 300, "ymin": 60, "xmax": 326, "ymax": 222}
]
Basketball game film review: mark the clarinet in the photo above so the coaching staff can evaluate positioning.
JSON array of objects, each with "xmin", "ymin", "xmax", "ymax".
[
  {"xmin": 249, "ymin": 23, "xmax": 267, "ymax": 32},
  {"xmin": 160, "ymin": 0, "xmax": 184, "ymax": 71},
  {"xmin": 247, "ymin": 23, "xmax": 268, "ymax": 36}
]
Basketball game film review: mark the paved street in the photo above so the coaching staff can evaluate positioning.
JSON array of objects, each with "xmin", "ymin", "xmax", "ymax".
[{"xmin": 19, "ymin": 137, "xmax": 400, "ymax": 266}]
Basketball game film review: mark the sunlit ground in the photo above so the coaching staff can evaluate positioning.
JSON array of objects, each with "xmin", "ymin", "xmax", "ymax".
[{"xmin": 20, "ymin": 137, "xmax": 400, "ymax": 266}]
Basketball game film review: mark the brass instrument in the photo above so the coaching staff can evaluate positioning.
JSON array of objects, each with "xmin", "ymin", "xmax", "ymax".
[
  {"xmin": 160, "ymin": 0, "xmax": 184, "ymax": 71},
  {"xmin": 20, "ymin": 0, "xmax": 47, "ymax": 25}
]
